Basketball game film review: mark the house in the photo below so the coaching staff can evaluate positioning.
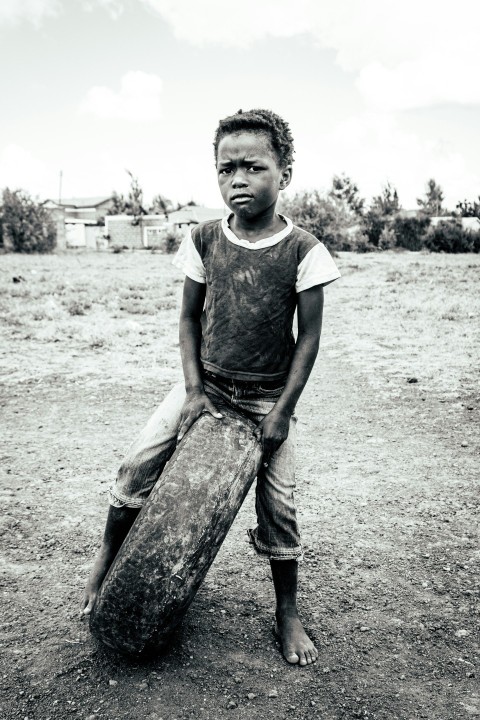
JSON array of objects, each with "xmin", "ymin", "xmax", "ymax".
[
  {"xmin": 168, "ymin": 205, "xmax": 225, "ymax": 231},
  {"xmin": 429, "ymin": 216, "xmax": 480, "ymax": 231},
  {"xmin": 397, "ymin": 209, "xmax": 420, "ymax": 219},
  {"xmin": 42, "ymin": 196, "xmax": 115, "ymax": 250},
  {"xmin": 104, "ymin": 205, "xmax": 226, "ymax": 249},
  {"xmin": 105, "ymin": 214, "xmax": 169, "ymax": 249},
  {"xmin": 459, "ymin": 217, "xmax": 480, "ymax": 232},
  {"xmin": 397, "ymin": 210, "xmax": 480, "ymax": 233},
  {"xmin": 42, "ymin": 196, "xmax": 115, "ymax": 223}
]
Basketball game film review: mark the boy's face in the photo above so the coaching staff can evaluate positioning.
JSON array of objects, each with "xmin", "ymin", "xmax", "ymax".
[{"xmin": 216, "ymin": 131, "xmax": 291, "ymax": 219}]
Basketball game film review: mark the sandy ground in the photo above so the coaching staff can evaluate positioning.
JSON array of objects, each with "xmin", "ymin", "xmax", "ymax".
[{"xmin": 0, "ymin": 249, "xmax": 478, "ymax": 720}]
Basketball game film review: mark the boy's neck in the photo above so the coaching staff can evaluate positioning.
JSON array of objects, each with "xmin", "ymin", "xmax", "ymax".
[{"xmin": 229, "ymin": 209, "xmax": 286, "ymax": 243}]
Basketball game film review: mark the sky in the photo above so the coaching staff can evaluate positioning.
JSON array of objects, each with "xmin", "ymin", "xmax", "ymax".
[{"xmin": 0, "ymin": 0, "xmax": 479, "ymax": 211}]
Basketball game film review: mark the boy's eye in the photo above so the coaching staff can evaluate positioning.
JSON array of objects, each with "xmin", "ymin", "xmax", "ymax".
[
  {"xmin": 219, "ymin": 168, "xmax": 232, "ymax": 175},
  {"xmin": 248, "ymin": 166, "xmax": 263, "ymax": 172}
]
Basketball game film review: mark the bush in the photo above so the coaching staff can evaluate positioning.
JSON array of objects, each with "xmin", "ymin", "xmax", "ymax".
[
  {"xmin": 378, "ymin": 226, "xmax": 396, "ymax": 250},
  {"xmin": 163, "ymin": 228, "xmax": 183, "ymax": 254},
  {"xmin": 335, "ymin": 231, "xmax": 376, "ymax": 253},
  {"xmin": 393, "ymin": 216, "xmax": 431, "ymax": 251},
  {"xmin": 353, "ymin": 235, "xmax": 378, "ymax": 253},
  {"xmin": 1, "ymin": 188, "xmax": 56, "ymax": 253},
  {"xmin": 67, "ymin": 299, "xmax": 91, "ymax": 316},
  {"xmin": 424, "ymin": 220, "xmax": 479, "ymax": 253}
]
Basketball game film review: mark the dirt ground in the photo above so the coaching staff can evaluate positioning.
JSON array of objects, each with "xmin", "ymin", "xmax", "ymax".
[{"xmin": 0, "ymin": 249, "xmax": 478, "ymax": 720}]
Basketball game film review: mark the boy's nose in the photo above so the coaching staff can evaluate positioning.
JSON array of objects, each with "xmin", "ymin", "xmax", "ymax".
[{"xmin": 231, "ymin": 171, "xmax": 248, "ymax": 188}]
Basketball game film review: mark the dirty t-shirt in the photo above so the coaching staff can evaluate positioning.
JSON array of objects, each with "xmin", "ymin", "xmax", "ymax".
[{"xmin": 173, "ymin": 214, "xmax": 340, "ymax": 381}]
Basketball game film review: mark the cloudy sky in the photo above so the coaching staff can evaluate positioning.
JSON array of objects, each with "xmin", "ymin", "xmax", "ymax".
[{"xmin": 1, "ymin": 0, "xmax": 479, "ymax": 210}]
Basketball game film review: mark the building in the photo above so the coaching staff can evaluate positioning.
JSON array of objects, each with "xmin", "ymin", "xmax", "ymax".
[
  {"xmin": 42, "ymin": 196, "xmax": 115, "ymax": 223},
  {"xmin": 105, "ymin": 205, "xmax": 226, "ymax": 249},
  {"xmin": 42, "ymin": 196, "xmax": 115, "ymax": 250},
  {"xmin": 167, "ymin": 205, "xmax": 225, "ymax": 230},
  {"xmin": 105, "ymin": 215, "xmax": 169, "ymax": 249}
]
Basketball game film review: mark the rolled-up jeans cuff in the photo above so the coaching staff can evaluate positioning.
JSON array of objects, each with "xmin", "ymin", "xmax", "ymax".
[
  {"xmin": 108, "ymin": 485, "xmax": 145, "ymax": 509},
  {"xmin": 247, "ymin": 528, "xmax": 303, "ymax": 562}
]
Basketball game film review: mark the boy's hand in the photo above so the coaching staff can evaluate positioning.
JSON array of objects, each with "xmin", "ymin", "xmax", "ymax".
[
  {"xmin": 177, "ymin": 390, "xmax": 223, "ymax": 441},
  {"xmin": 253, "ymin": 407, "xmax": 290, "ymax": 466}
]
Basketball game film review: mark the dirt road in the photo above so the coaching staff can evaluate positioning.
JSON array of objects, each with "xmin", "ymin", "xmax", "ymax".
[{"xmin": 1, "ymin": 251, "xmax": 478, "ymax": 719}]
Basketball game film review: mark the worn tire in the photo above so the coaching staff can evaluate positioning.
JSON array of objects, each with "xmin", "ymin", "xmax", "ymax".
[{"xmin": 89, "ymin": 406, "xmax": 262, "ymax": 655}]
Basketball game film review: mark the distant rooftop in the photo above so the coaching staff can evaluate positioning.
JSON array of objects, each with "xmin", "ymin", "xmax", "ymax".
[
  {"xmin": 169, "ymin": 205, "xmax": 225, "ymax": 225},
  {"xmin": 44, "ymin": 196, "xmax": 114, "ymax": 208},
  {"xmin": 397, "ymin": 209, "xmax": 420, "ymax": 218}
]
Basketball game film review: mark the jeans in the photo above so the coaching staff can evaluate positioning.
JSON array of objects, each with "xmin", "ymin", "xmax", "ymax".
[{"xmin": 109, "ymin": 372, "xmax": 302, "ymax": 560}]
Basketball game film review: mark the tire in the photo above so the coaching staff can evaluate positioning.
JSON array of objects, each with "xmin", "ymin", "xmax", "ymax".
[{"xmin": 89, "ymin": 406, "xmax": 262, "ymax": 655}]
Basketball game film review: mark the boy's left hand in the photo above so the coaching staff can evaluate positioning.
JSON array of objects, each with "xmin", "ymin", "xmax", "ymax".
[{"xmin": 253, "ymin": 407, "xmax": 290, "ymax": 465}]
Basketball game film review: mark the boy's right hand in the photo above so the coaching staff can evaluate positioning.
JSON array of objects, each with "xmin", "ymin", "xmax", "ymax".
[{"xmin": 177, "ymin": 390, "xmax": 223, "ymax": 441}]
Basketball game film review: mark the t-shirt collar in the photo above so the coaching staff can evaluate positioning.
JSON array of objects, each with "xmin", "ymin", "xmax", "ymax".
[{"xmin": 221, "ymin": 213, "xmax": 293, "ymax": 249}]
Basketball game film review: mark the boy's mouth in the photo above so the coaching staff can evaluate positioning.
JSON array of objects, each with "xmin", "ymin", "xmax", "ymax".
[{"xmin": 231, "ymin": 193, "xmax": 253, "ymax": 203}]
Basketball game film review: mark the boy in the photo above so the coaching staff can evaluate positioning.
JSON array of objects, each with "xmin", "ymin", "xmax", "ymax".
[{"xmin": 83, "ymin": 109, "xmax": 340, "ymax": 667}]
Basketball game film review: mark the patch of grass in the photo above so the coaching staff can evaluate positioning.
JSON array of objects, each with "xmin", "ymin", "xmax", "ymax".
[
  {"xmin": 154, "ymin": 299, "xmax": 177, "ymax": 311},
  {"xmin": 119, "ymin": 300, "xmax": 152, "ymax": 315},
  {"xmin": 386, "ymin": 271, "xmax": 402, "ymax": 283},
  {"xmin": 67, "ymin": 300, "xmax": 88, "ymax": 316},
  {"xmin": 10, "ymin": 285, "xmax": 31, "ymax": 298}
]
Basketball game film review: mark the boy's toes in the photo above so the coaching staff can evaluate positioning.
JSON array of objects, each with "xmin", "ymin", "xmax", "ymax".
[
  {"xmin": 298, "ymin": 652, "xmax": 309, "ymax": 666},
  {"xmin": 82, "ymin": 593, "xmax": 96, "ymax": 616},
  {"xmin": 306, "ymin": 650, "xmax": 316, "ymax": 665},
  {"xmin": 284, "ymin": 650, "xmax": 300, "ymax": 664}
]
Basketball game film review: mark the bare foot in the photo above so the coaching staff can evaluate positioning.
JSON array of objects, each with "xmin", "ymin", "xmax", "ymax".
[
  {"xmin": 82, "ymin": 584, "xmax": 98, "ymax": 616},
  {"xmin": 274, "ymin": 611, "xmax": 318, "ymax": 666},
  {"xmin": 81, "ymin": 505, "xmax": 139, "ymax": 617},
  {"xmin": 81, "ymin": 546, "xmax": 113, "ymax": 616}
]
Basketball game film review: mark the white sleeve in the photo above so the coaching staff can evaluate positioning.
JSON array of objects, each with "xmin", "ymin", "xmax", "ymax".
[
  {"xmin": 172, "ymin": 229, "xmax": 206, "ymax": 284},
  {"xmin": 296, "ymin": 243, "xmax": 341, "ymax": 292}
]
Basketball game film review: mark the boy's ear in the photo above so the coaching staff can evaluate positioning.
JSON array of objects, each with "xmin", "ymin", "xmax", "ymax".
[{"xmin": 279, "ymin": 165, "xmax": 292, "ymax": 190}]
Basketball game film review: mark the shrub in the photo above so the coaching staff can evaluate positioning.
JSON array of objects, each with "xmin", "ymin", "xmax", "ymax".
[
  {"xmin": 353, "ymin": 235, "xmax": 378, "ymax": 253},
  {"xmin": 378, "ymin": 226, "xmax": 396, "ymax": 250},
  {"xmin": 336, "ymin": 230, "xmax": 376, "ymax": 253},
  {"xmin": 67, "ymin": 299, "xmax": 91, "ymax": 316},
  {"xmin": 163, "ymin": 228, "xmax": 183, "ymax": 254},
  {"xmin": 393, "ymin": 216, "xmax": 431, "ymax": 251},
  {"xmin": 1, "ymin": 188, "xmax": 56, "ymax": 253},
  {"xmin": 424, "ymin": 220, "xmax": 478, "ymax": 253}
]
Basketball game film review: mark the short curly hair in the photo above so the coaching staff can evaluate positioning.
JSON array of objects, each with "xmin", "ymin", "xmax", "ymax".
[{"xmin": 213, "ymin": 108, "xmax": 295, "ymax": 167}]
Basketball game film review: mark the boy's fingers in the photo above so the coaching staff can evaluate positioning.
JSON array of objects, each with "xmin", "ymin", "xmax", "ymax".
[
  {"xmin": 253, "ymin": 420, "xmax": 264, "ymax": 443},
  {"xmin": 178, "ymin": 402, "xmax": 222, "ymax": 440},
  {"xmin": 177, "ymin": 416, "xmax": 193, "ymax": 441},
  {"xmin": 204, "ymin": 400, "xmax": 223, "ymax": 419}
]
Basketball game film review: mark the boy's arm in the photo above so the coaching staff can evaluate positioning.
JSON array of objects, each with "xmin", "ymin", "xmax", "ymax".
[
  {"xmin": 177, "ymin": 277, "xmax": 222, "ymax": 440},
  {"xmin": 254, "ymin": 284, "xmax": 324, "ymax": 461}
]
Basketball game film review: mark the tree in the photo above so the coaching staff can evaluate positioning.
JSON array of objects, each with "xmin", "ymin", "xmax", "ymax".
[
  {"xmin": 149, "ymin": 194, "xmax": 173, "ymax": 217},
  {"xmin": 417, "ymin": 178, "xmax": 445, "ymax": 216},
  {"xmin": 370, "ymin": 182, "xmax": 401, "ymax": 216},
  {"xmin": 108, "ymin": 191, "xmax": 128, "ymax": 215},
  {"xmin": 124, "ymin": 170, "xmax": 147, "ymax": 225},
  {"xmin": 0, "ymin": 188, "xmax": 56, "ymax": 253},
  {"xmin": 280, "ymin": 189, "xmax": 369, "ymax": 252},
  {"xmin": 364, "ymin": 183, "xmax": 401, "ymax": 246},
  {"xmin": 393, "ymin": 215, "xmax": 431, "ymax": 251},
  {"xmin": 424, "ymin": 219, "xmax": 478, "ymax": 253},
  {"xmin": 329, "ymin": 174, "xmax": 365, "ymax": 217},
  {"xmin": 280, "ymin": 190, "xmax": 337, "ymax": 244},
  {"xmin": 456, "ymin": 196, "xmax": 480, "ymax": 219},
  {"xmin": 106, "ymin": 170, "xmax": 147, "ymax": 225}
]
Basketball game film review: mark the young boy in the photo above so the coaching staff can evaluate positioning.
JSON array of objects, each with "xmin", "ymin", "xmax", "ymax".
[{"xmin": 83, "ymin": 109, "xmax": 340, "ymax": 667}]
